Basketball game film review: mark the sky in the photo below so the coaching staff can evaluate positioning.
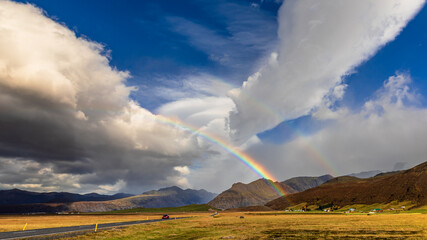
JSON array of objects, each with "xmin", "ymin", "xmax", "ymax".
[{"xmin": 0, "ymin": 0, "xmax": 426, "ymax": 194}]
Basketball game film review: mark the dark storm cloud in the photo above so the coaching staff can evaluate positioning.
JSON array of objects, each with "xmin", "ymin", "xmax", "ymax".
[{"xmin": 0, "ymin": 1, "xmax": 202, "ymax": 193}]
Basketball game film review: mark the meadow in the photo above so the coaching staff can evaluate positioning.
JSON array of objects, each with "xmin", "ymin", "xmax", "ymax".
[
  {"xmin": 33, "ymin": 212, "xmax": 427, "ymax": 239},
  {"xmin": 1, "ymin": 207, "xmax": 426, "ymax": 239},
  {"xmin": 0, "ymin": 212, "xmax": 204, "ymax": 232},
  {"xmin": 0, "ymin": 212, "xmax": 418, "ymax": 240}
]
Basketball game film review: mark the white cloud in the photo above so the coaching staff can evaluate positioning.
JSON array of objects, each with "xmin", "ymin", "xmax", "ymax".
[
  {"xmin": 157, "ymin": 97, "xmax": 235, "ymax": 129},
  {"xmin": 98, "ymin": 179, "xmax": 127, "ymax": 194},
  {"xmin": 174, "ymin": 166, "xmax": 190, "ymax": 175},
  {"xmin": 229, "ymin": 0, "xmax": 425, "ymax": 142},
  {"xmin": 165, "ymin": 166, "xmax": 191, "ymax": 189},
  {"xmin": 186, "ymin": 152, "xmax": 261, "ymax": 193},
  {"xmin": 155, "ymin": 74, "xmax": 236, "ymax": 142},
  {"xmin": 246, "ymin": 74, "xmax": 427, "ymax": 179},
  {"xmin": 0, "ymin": 0, "xmax": 203, "ymax": 193},
  {"xmin": 0, "ymin": 157, "xmax": 85, "ymax": 192},
  {"xmin": 152, "ymin": 74, "xmax": 234, "ymax": 101}
]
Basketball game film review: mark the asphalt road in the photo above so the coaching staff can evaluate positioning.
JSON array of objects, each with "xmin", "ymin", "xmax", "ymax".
[{"xmin": 0, "ymin": 217, "xmax": 186, "ymax": 240}]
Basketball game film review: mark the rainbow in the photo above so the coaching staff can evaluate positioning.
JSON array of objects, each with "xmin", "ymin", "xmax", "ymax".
[
  {"xmin": 200, "ymin": 79, "xmax": 338, "ymax": 176},
  {"xmin": 155, "ymin": 115, "xmax": 289, "ymax": 197},
  {"xmin": 234, "ymin": 89, "xmax": 339, "ymax": 176}
]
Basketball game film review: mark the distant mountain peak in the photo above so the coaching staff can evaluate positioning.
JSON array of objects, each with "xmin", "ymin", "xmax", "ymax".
[
  {"xmin": 209, "ymin": 175, "xmax": 334, "ymax": 210},
  {"xmin": 159, "ymin": 186, "xmax": 183, "ymax": 191},
  {"xmin": 347, "ymin": 170, "xmax": 382, "ymax": 178},
  {"xmin": 281, "ymin": 174, "xmax": 334, "ymax": 192}
]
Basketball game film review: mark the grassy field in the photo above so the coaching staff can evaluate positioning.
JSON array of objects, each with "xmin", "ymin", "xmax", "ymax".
[
  {"xmin": 0, "ymin": 212, "xmax": 208, "ymax": 232},
  {"xmin": 58, "ymin": 212, "xmax": 427, "ymax": 239}
]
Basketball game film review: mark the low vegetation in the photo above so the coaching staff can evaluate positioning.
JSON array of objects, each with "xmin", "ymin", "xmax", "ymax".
[
  {"xmin": 98, "ymin": 204, "xmax": 216, "ymax": 214},
  {"xmin": 63, "ymin": 211, "xmax": 427, "ymax": 239},
  {"xmin": 0, "ymin": 212, "xmax": 204, "ymax": 232}
]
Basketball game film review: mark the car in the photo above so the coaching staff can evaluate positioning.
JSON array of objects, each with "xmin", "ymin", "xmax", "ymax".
[{"xmin": 162, "ymin": 214, "xmax": 170, "ymax": 219}]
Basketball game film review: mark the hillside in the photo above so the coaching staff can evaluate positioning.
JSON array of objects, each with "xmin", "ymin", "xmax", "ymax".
[
  {"xmin": 0, "ymin": 186, "xmax": 216, "ymax": 213},
  {"xmin": 347, "ymin": 170, "xmax": 382, "ymax": 178},
  {"xmin": 0, "ymin": 189, "xmax": 133, "ymax": 205},
  {"xmin": 281, "ymin": 175, "xmax": 333, "ymax": 192},
  {"xmin": 68, "ymin": 186, "xmax": 217, "ymax": 212},
  {"xmin": 100, "ymin": 204, "xmax": 216, "ymax": 213},
  {"xmin": 208, "ymin": 179, "xmax": 297, "ymax": 210},
  {"xmin": 209, "ymin": 174, "xmax": 334, "ymax": 210},
  {"xmin": 266, "ymin": 161, "xmax": 427, "ymax": 210}
]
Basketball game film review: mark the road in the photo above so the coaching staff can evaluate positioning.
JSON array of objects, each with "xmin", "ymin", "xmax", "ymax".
[{"xmin": 0, "ymin": 217, "xmax": 186, "ymax": 240}]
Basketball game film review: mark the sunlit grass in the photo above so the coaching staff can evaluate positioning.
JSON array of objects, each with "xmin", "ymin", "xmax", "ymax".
[
  {"xmin": 2, "ymin": 207, "xmax": 426, "ymax": 239},
  {"xmin": 0, "ymin": 212, "xmax": 206, "ymax": 232},
  {"xmin": 62, "ymin": 212, "xmax": 427, "ymax": 239}
]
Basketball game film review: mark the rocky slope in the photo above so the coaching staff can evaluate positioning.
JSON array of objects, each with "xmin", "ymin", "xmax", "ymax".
[
  {"xmin": 209, "ymin": 174, "xmax": 335, "ymax": 210},
  {"xmin": 266, "ymin": 161, "xmax": 427, "ymax": 210},
  {"xmin": 281, "ymin": 175, "xmax": 333, "ymax": 192},
  {"xmin": 208, "ymin": 179, "xmax": 297, "ymax": 210}
]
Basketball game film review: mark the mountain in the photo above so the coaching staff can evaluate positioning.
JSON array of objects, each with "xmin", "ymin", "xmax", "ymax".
[
  {"xmin": 347, "ymin": 170, "xmax": 382, "ymax": 178},
  {"xmin": 209, "ymin": 174, "xmax": 334, "ymax": 210},
  {"xmin": 0, "ymin": 186, "xmax": 217, "ymax": 213},
  {"xmin": 67, "ymin": 186, "xmax": 217, "ymax": 212},
  {"xmin": 138, "ymin": 186, "xmax": 217, "ymax": 208},
  {"xmin": 266, "ymin": 161, "xmax": 427, "ymax": 210},
  {"xmin": 281, "ymin": 175, "xmax": 333, "ymax": 192},
  {"xmin": 0, "ymin": 189, "xmax": 133, "ymax": 205},
  {"xmin": 208, "ymin": 179, "xmax": 297, "ymax": 210}
]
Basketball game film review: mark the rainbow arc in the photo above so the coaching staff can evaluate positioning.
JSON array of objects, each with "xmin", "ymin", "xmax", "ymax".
[{"xmin": 155, "ymin": 115, "xmax": 289, "ymax": 197}]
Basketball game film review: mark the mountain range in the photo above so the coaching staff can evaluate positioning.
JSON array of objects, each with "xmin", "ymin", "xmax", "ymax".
[
  {"xmin": 0, "ymin": 186, "xmax": 217, "ymax": 213},
  {"xmin": 2, "ymin": 161, "xmax": 425, "ymax": 213},
  {"xmin": 208, "ymin": 175, "xmax": 333, "ymax": 209},
  {"xmin": 0, "ymin": 189, "xmax": 133, "ymax": 205},
  {"xmin": 266, "ymin": 161, "xmax": 427, "ymax": 210}
]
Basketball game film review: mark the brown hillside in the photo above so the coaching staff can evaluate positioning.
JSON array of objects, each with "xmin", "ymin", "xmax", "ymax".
[
  {"xmin": 208, "ymin": 179, "xmax": 297, "ymax": 210},
  {"xmin": 266, "ymin": 161, "xmax": 427, "ymax": 210},
  {"xmin": 281, "ymin": 174, "xmax": 333, "ymax": 192},
  {"xmin": 0, "ymin": 186, "xmax": 216, "ymax": 213}
]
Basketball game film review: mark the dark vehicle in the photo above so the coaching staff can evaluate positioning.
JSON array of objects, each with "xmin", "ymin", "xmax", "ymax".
[{"xmin": 162, "ymin": 214, "xmax": 170, "ymax": 219}]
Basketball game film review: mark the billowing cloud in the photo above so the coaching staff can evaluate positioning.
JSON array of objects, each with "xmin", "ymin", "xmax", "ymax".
[
  {"xmin": 1, "ymin": 0, "xmax": 426, "ymax": 195},
  {"xmin": 156, "ymin": 74, "xmax": 236, "ymax": 146},
  {"xmin": 229, "ymin": 0, "xmax": 425, "ymax": 142},
  {"xmin": 0, "ymin": 0, "xmax": 202, "ymax": 193},
  {"xmin": 246, "ymin": 73, "xmax": 427, "ymax": 179}
]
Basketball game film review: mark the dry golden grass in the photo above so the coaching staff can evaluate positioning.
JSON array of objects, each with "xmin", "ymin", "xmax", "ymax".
[
  {"xmin": 60, "ymin": 212, "xmax": 427, "ymax": 239},
  {"xmin": 0, "ymin": 212, "xmax": 208, "ymax": 232}
]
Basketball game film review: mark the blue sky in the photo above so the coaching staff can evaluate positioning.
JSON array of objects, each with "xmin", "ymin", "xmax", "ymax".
[
  {"xmin": 17, "ymin": 0, "xmax": 281, "ymax": 110},
  {"xmin": 260, "ymin": 3, "xmax": 427, "ymax": 144},
  {"xmin": 343, "ymin": 4, "xmax": 427, "ymax": 110},
  {"xmin": 18, "ymin": 0, "xmax": 427, "ymax": 143}
]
